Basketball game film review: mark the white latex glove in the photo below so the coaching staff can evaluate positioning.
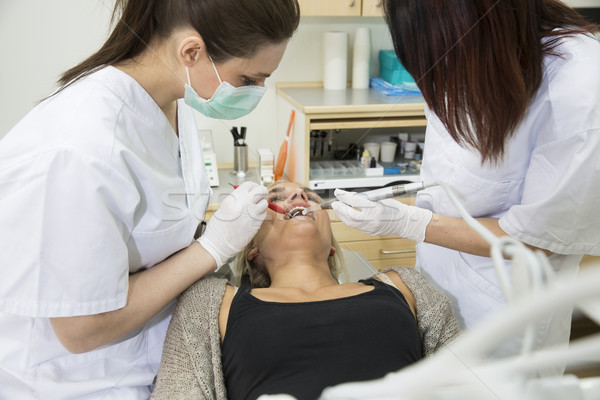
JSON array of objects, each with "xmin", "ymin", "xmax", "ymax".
[
  {"xmin": 197, "ymin": 181, "xmax": 268, "ymax": 268},
  {"xmin": 331, "ymin": 188, "xmax": 433, "ymax": 242}
]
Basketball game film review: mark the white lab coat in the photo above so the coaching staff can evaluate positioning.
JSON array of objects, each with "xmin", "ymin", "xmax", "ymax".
[
  {"xmin": 0, "ymin": 66, "xmax": 211, "ymax": 399},
  {"xmin": 416, "ymin": 33, "xmax": 600, "ymax": 357}
]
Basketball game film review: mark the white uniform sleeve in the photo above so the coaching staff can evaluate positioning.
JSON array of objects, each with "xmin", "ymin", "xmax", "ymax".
[
  {"xmin": 500, "ymin": 129, "xmax": 600, "ymax": 255},
  {"xmin": 499, "ymin": 35, "xmax": 600, "ymax": 256},
  {"xmin": 0, "ymin": 149, "xmax": 140, "ymax": 317}
]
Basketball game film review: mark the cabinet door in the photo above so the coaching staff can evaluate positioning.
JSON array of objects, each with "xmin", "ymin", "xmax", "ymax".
[
  {"xmin": 362, "ymin": 0, "xmax": 384, "ymax": 17},
  {"xmin": 299, "ymin": 0, "xmax": 362, "ymax": 17}
]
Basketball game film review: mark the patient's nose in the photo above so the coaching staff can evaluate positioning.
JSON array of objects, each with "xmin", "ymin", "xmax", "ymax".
[{"xmin": 288, "ymin": 188, "xmax": 308, "ymax": 202}]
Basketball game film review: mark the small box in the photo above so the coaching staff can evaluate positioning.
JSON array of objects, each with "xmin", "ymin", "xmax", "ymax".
[
  {"xmin": 257, "ymin": 148, "xmax": 275, "ymax": 184},
  {"xmin": 379, "ymin": 50, "xmax": 415, "ymax": 86},
  {"xmin": 383, "ymin": 165, "xmax": 402, "ymax": 175},
  {"xmin": 365, "ymin": 164, "xmax": 384, "ymax": 177}
]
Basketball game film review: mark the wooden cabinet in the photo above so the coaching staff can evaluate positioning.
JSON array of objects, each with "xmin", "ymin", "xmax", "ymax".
[
  {"xmin": 330, "ymin": 197, "xmax": 417, "ymax": 270},
  {"xmin": 299, "ymin": 0, "xmax": 384, "ymax": 17},
  {"xmin": 361, "ymin": 0, "xmax": 385, "ymax": 17},
  {"xmin": 299, "ymin": 0, "xmax": 361, "ymax": 17},
  {"xmin": 581, "ymin": 255, "xmax": 600, "ymax": 269}
]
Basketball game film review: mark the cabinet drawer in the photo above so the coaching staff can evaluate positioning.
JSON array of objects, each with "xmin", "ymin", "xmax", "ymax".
[
  {"xmin": 329, "ymin": 196, "xmax": 416, "ymax": 242},
  {"xmin": 331, "ymin": 221, "xmax": 398, "ymax": 242},
  {"xmin": 340, "ymin": 238, "xmax": 416, "ymax": 259},
  {"xmin": 369, "ymin": 257, "xmax": 416, "ymax": 271}
]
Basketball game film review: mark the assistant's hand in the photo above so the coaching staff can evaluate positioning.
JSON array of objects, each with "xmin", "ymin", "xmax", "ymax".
[
  {"xmin": 331, "ymin": 189, "xmax": 433, "ymax": 242},
  {"xmin": 197, "ymin": 182, "xmax": 268, "ymax": 268}
]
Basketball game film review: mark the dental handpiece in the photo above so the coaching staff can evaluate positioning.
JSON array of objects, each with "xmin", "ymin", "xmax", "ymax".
[{"xmin": 302, "ymin": 181, "xmax": 435, "ymax": 215}]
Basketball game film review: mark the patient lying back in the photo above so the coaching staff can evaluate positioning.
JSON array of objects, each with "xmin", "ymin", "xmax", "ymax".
[
  {"xmin": 151, "ymin": 182, "xmax": 459, "ymax": 400},
  {"xmin": 220, "ymin": 271, "xmax": 421, "ymax": 399}
]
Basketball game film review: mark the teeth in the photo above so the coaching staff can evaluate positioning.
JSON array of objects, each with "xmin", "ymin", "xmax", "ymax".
[
  {"xmin": 289, "ymin": 206, "xmax": 305, "ymax": 213},
  {"xmin": 287, "ymin": 206, "xmax": 312, "ymax": 219}
]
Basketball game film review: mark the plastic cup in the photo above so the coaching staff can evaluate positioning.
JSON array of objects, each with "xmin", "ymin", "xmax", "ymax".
[
  {"xmin": 404, "ymin": 141, "xmax": 417, "ymax": 159},
  {"xmin": 380, "ymin": 142, "xmax": 398, "ymax": 162},
  {"xmin": 362, "ymin": 142, "xmax": 380, "ymax": 161}
]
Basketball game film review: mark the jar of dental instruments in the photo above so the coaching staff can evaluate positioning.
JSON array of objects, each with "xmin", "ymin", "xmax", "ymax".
[{"xmin": 231, "ymin": 126, "xmax": 250, "ymax": 177}]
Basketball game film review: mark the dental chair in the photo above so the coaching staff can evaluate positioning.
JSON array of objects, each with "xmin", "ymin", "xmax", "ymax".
[{"xmin": 319, "ymin": 181, "xmax": 600, "ymax": 400}]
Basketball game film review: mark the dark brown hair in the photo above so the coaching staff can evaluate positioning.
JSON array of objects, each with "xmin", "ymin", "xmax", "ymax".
[
  {"xmin": 58, "ymin": 0, "xmax": 300, "ymax": 89},
  {"xmin": 383, "ymin": 0, "xmax": 599, "ymax": 163}
]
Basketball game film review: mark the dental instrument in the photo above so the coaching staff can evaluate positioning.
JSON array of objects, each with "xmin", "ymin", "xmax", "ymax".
[
  {"xmin": 302, "ymin": 181, "xmax": 436, "ymax": 215},
  {"xmin": 268, "ymin": 201, "xmax": 287, "ymax": 215},
  {"xmin": 231, "ymin": 184, "xmax": 287, "ymax": 215}
]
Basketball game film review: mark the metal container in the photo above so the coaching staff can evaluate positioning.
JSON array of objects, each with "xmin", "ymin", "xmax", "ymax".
[{"xmin": 232, "ymin": 145, "xmax": 250, "ymax": 177}]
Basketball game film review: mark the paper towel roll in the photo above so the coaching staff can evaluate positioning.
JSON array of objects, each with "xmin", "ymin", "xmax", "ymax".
[
  {"xmin": 324, "ymin": 31, "xmax": 348, "ymax": 90},
  {"xmin": 352, "ymin": 27, "xmax": 371, "ymax": 89}
]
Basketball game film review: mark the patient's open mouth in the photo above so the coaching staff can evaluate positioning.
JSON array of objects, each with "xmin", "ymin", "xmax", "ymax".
[{"xmin": 285, "ymin": 206, "xmax": 314, "ymax": 220}]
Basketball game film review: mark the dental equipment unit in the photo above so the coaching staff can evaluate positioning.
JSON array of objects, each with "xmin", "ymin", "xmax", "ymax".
[
  {"xmin": 302, "ymin": 181, "xmax": 436, "ymax": 215},
  {"xmin": 316, "ymin": 180, "xmax": 600, "ymax": 400}
]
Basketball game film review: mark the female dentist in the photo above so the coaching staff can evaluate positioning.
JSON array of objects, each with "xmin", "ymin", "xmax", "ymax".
[
  {"xmin": 333, "ymin": 0, "xmax": 600, "ymax": 362},
  {"xmin": 0, "ymin": 0, "xmax": 300, "ymax": 398}
]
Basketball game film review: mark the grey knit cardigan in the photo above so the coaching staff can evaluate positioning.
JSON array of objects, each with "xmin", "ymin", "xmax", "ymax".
[{"xmin": 151, "ymin": 266, "xmax": 460, "ymax": 400}]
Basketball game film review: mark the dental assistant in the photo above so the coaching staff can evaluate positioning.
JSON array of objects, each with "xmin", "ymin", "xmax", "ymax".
[
  {"xmin": 333, "ymin": 0, "xmax": 600, "ymax": 360},
  {"xmin": 0, "ymin": 0, "xmax": 300, "ymax": 398}
]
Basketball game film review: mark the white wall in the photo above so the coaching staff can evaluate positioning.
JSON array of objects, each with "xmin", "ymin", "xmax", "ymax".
[
  {"xmin": 567, "ymin": 0, "xmax": 600, "ymax": 6},
  {"xmin": 0, "ymin": 0, "xmax": 114, "ymax": 136},
  {"xmin": 0, "ymin": 0, "xmax": 392, "ymax": 165}
]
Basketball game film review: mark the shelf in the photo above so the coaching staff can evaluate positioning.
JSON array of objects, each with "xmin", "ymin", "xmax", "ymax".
[
  {"xmin": 310, "ymin": 117, "xmax": 426, "ymax": 130},
  {"xmin": 276, "ymin": 83, "xmax": 427, "ymax": 187}
]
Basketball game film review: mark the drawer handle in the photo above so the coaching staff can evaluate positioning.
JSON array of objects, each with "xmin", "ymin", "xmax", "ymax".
[
  {"xmin": 379, "ymin": 249, "xmax": 416, "ymax": 255},
  {"xmin": 349, "ymin": 0, "xmax": 356, "ymax": 7}
]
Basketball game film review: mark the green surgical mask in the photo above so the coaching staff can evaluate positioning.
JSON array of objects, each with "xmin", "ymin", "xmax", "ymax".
[{"xmin": 184, "ymin": 60, "xmax": 266, "ymax": 120}]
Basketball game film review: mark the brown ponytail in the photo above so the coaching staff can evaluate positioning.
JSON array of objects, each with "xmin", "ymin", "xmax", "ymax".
[{"xmin": 57, "ymin": 0, "xmax": 300, "ymax": 91}]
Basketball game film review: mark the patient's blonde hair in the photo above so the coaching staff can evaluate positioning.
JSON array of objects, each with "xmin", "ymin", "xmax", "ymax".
[
  {"xmin": 233, "ymin": 236, "xmax": 346, "ymax": 288},
  {"xmin": 233, "ymin": 182, "xmax": 346, "ymax": 288}
]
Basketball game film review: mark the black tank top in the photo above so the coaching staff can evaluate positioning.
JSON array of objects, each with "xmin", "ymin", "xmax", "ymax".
[{"xmin": 221, "ymin": 278, "xmax": 422, "ymax": 400}]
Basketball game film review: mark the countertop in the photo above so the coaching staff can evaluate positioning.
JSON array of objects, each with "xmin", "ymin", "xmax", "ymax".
[
  {"xmin": 276, "ymin": 83, "xmax": 425, "ymax": 116},
  {"xmin": 208, "ymin": 168, "xmax": 262, "ymax": 211}
]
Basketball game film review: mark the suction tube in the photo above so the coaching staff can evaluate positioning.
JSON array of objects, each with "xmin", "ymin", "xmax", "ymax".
[{"xmin": 305, "ymin": 181, "xmax": 436, "ymax": 214}]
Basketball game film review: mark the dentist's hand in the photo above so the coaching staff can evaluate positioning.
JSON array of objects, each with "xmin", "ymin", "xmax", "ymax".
[
  {"xmin": 197, "ymin": 182, "xmax": 268, "ymax": 268},
  {"xmin": 331, "ymin": 189, "xmax": 433, "ymax": 243}
]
